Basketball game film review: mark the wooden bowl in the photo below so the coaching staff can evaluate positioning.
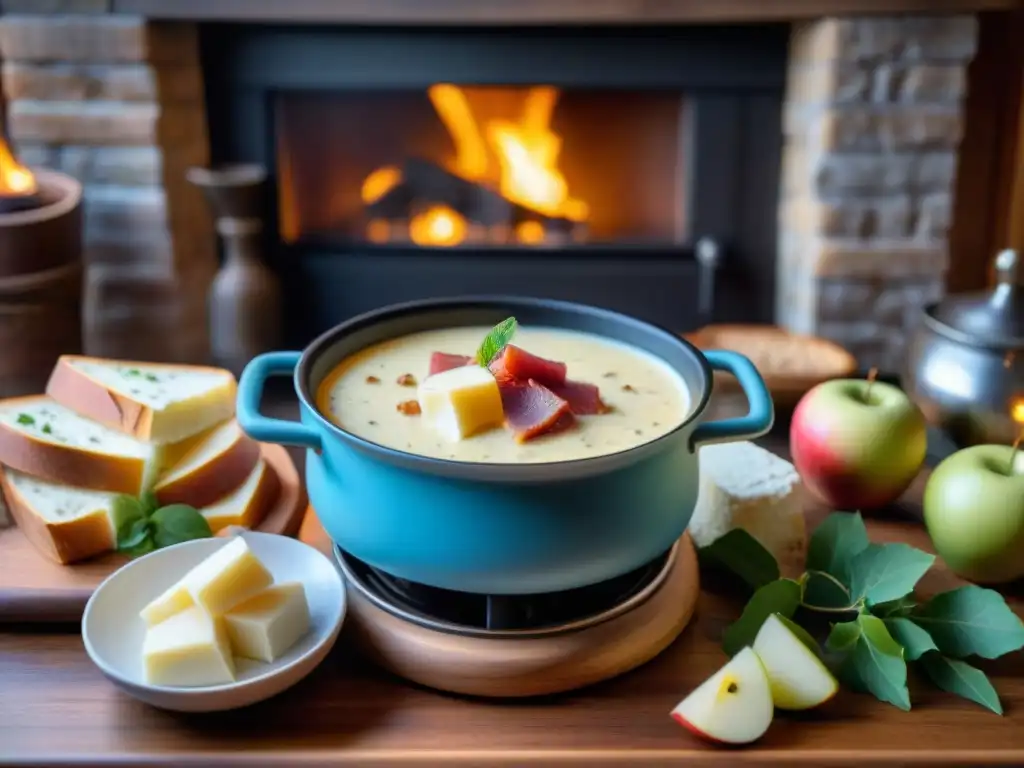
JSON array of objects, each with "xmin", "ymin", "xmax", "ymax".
[{"xmin": 684, "ymin": 324, "xmax": 858, "ymax": 409}]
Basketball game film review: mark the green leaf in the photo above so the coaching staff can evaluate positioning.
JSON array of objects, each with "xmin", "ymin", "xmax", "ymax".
[
  {"xmin": 117, "ymin": 517, "xmax": 151, "ymax": 551},
  {"xmin": 873, "ymin": 595, "xmax": 917, "ymax": 618},
  {"xmin": 139, "ymin": 491, "xmax": 160, "ymax": 517},
  {"xmin": 912, "ymin": 586, "xmax": 1024, "ymax": 659},
  {"xmin": 849, "ymin": 543, "xmax": 935, "ymax": 605},
  {"xmin": 111, "ymin": 494, "xmax": 146, "ymax": 548},
  {"xmin": 474, "ymin": 316, "xmax": 518, "ymax": 366},
  {"xmin": 920, "ymin": 653, "xmax": 1003, "ymax": 715},
  {"xmin": 826, "ymin": 620, "xmax": 861, "ymax": 653},
  {"xmin": 698, "ymin": 529, "xmax": 779, "ymax": 591},
  {"xmin": 847, "ymin": 614, "xmax": 911, "ymax": 711},
  {"xmin": 884, "ymin": 617, "xmax": 937, "ymax": 661},
  {"xmin": 803, "ymin": 570, "xmax": 853, "ymax": 609},
  {"xmin": 150, "ymin": 504, "xmax": 213, "ymax": 549},
  {"xmin": 722, "ymin": 578, "xmax": 801, "ymax": 656},
  {"xmin": 16, "ymin": 413, "xmax": 34, "ymax": 425},
  {"xmin": 806, "ymin": 511, "xmax": 870, "ymax": 587}
]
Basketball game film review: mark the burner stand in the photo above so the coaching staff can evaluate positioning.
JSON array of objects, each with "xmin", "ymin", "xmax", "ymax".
[{"xmin": 335, "ymin": 535, "xmax": 699, "ymax": 698}]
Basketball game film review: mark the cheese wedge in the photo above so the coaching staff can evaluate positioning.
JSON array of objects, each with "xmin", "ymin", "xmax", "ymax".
[
  {"xmin": 201, "ymin": 458, "xmax": 279, "ymax": 534},
  {"xmin": 0, "ymin": 396, "xmax": 168, "ymax": 495},
  {"xmin": 46, "ymin": 355, "xmax": 236, "ymax": 444},
  {"xmin": 689, "ymin": 441, "xmax": 806, "ymax": 564},
  {"xmin": 154, "ymin": 420, "xmax": 261, "ymax": 508},
  {"xmin": 142, "ymin": 606, "xmax": 235, "ymax": 687},
  {"xmin": 418, "ymin": 365, "xmax": 504, "ymax": 441},
  {"xmin": 140, "ymin": 535, "xmax": 273, "ymax": 625},
  {"xmin": 224, "ymin": 582, "xmax": 310, "ymax": 663},
  {"xmin": 0, "ymin": 466, "xmax": 117, "ymax": 563}
]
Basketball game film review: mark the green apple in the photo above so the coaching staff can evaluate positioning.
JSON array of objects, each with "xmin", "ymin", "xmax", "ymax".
[
  {"xmin": 670, "ymin": 647, "xmax": 774, "ymax": 745},
  {"xmin": 752, "ymin": 614, "xmax": 838, "ymax": 710},
  {"xmin": 791, "ymin": 378, "xmax": 928, "ymax": 510},
  {"xmin": 924, "ymin": 444, "xmax": 1024, "ymax": 583}
]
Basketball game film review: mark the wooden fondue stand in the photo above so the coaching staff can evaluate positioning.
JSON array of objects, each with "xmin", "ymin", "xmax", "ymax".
[{"xmin": 1, "ymin": 420, "xmax": 1023, "ymax": 765}]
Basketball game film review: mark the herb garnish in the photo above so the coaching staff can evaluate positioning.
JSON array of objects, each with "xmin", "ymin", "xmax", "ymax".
[
  {"xmin": 16, "ymin": 413, "xmax": 34, "ymax": 425},
  {"xmin": 699, "ymin": 511, "xmax": 1024, "ymax": 714},
  {"xmin": 112, "ymin": 491, "xmax": 212, "ymax": 558},
  {"xmin": 475, "ymin": 316, "xmax": 517, "ymax": 366}
]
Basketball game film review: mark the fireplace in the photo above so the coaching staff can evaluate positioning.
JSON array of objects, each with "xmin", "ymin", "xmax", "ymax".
[{"xmin": 201, "ymin": 24, "xmax": 787, "ymax": 346}]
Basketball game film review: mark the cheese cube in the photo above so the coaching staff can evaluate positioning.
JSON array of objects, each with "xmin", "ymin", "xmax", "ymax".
[
  {"xmin": 224, "ymin": 582, "xmax": 311, "ymax": 663},
  {"xmin": 418, "ymin": 365, "xmax": 504, "ymax": 441},
  {"xmin": 688, "ymin": 441, "xmax": 806, "ymax": 565},
  {"xmin": 139, "ymin": 536, "xmax": 273, "ymax": 625},
  {"xmin": 142, "ymin": 607, "xmax": 235, "ymax": 687}
]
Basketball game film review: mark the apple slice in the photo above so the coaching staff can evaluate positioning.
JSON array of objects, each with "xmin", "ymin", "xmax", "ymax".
[
  {"xmin": 752, "ymin": 613, "xmax": 839, "ymax": 710},
  {"xmin": 670, "ymin": 647, "xmax": 773, "ymax": 745}
]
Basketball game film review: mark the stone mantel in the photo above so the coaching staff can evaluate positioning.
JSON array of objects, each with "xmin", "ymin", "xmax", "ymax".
[{"xmin": 111, "ymin": 0, "xmax": 1018, "ymax": 24}]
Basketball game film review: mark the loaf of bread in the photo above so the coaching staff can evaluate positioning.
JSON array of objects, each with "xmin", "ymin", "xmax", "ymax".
[
  {"xmin": 201, "ymin": 459, "xmax": 279, "ymax": 534},
  {"xmin": 0, "ymin": 396, "xmax": 168, "ymax": 495},
  {"xmin": 154, "ymin": 420, "xmax": 261, "ymax": 508},
  {"xmin": 46, "ymin": 356, "xmax": 236, "ymax": 445},
  {"xmin": 689, "ymin": 441, "xmax": 806, "ymax": 565}
]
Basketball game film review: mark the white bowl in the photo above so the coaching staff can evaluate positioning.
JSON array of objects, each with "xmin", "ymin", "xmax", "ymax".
[{"xmin": 82, "ymin": 531, "xmax": 346, "ymax": 712}]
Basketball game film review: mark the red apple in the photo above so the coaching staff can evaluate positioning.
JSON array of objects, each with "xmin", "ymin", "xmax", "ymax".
[{"xmin": 790, "ymin": 378, "xmax": 927, "ymax": 510}]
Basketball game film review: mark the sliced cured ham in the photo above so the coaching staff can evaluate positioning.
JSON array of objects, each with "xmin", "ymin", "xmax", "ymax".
[
  {"xmin": 549, "ymin": 379, "xmax": 610, "ymax": 416},
  {"xmin": 499, "ymin": 380, "xmax": 573, "ymax": 443},
  {"xmin": 489, "ymin": 345, "xmax": 567, "ymax": 387},
  {"xmin": 429, "ymin": 352, "xmax": 473, "ymax": 376}
]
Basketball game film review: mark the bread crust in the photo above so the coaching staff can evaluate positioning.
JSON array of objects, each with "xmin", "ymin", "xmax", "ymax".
[
  {"xmin": 0, "ymin": 466, "xmax": 115, "ymax": 564},
  {"xmin": 46, "ymin": 355, "xmax": 236, "ymax": 444},
  {"xmin": 0, "ymin": 395, "xmax": 145, "ymax": 494},
  {"xmin": 204, "ymin": 461, "xmax": 281, "ymax": 534},
  {"xmin": 154, "ymin": 424, "xmax": 262, "ymax": 508}
]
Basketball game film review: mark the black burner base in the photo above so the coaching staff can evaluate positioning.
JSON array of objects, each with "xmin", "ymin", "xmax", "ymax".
[{"xmin": 337, "ymin": 548, "xmax": 673, "ymax": 632}]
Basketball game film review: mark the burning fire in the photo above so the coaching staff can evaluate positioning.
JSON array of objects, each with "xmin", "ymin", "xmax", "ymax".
[
  {"xmin": 1012, "ymin": 397, "xmax": 1024, "ymax": 425},
  {"xmin": 0, "ymin": 134, "xmax": 37, "ymax": 197},
  {"xmin": 361, "ymin": 85, "xmax": 588, "ymax": 246}
]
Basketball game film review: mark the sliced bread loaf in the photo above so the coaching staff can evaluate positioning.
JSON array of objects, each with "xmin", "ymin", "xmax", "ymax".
[
  {"xmin": 154, "ymin": 420, "xmax": 261, "ymax": 508},
  {"xmin": 201, "ymin": 458, "xmax": 279, "ymax": 534},
  {"xmin": 0, "ymin": 466, "xmax": 117, "ymax": 564},
  {"xmin": 0, "ymin": 396, "xmax": 167, "ymax": 494},
  {"xmin": 46, "ymin": 356, "xmax": 237, "ymax": 445}
]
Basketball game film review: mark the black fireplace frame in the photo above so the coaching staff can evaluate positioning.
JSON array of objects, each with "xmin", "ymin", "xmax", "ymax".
[{"xmin": 201, "ymin": 23, "xmax": 787, "ymax": 345}]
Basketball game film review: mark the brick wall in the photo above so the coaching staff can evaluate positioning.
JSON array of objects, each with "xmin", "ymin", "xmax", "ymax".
[
  {"xmin": 778, "ymin": 15, "xmax": 977, "ymax": 372},
  {"xmin": 0, "ymin": 9, "xmax": 215, "ymax": 363}
]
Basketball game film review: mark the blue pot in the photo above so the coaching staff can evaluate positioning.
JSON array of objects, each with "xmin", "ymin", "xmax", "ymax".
[{"xmin": 237, "ymin": 297, "xmax": 773, "ymax": 594}]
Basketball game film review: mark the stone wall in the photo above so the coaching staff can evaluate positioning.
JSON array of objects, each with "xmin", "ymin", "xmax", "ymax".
[
  {"xmin": 778, "ymin": 15, "xmax": 977, "ymax": 371},
  {"xmin": 0, "ymin": 8, "xmax": 215, "ymax": 363}
]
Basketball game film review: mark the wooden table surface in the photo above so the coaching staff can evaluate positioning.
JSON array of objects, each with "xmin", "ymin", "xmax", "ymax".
[{"xmin": 2, "ymin": 403, "xmax": 1023, "ymax": 767}]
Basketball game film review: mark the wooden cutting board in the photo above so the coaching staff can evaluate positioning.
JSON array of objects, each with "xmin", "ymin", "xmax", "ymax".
[{"xmin": 0, "ymin": 443, "xmax": 307, "ymax": 623}]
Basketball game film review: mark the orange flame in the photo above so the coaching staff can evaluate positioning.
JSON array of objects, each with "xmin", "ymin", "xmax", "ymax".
[
  {"xmin": 361, "ymin": 85, "xmax": 587, "ymax": 246},
  {"xmin": 1012, "ymin": 397, "xmax": 1024, "ymax": 425},
  {"xmin": 0, "ymin": 135, "xmax": 36, "ymax": 197}
]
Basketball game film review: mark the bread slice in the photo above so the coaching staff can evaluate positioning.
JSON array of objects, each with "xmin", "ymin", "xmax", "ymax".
[
  {"xmin": 0, "ymin": 396, "xmax": 167, "ymax": 495},
  {"xmin": 46, "ymin": 355, "xmax": 237, "ymax": 445},
  {"xmin": 0, "ymin": 466, "xmax": 117, "ymax": 564},
  {"xmin": 154, "ymin": 420, "xmax": 261, "ymax": 508},
  {"xmin": 200, "ymin": 458, "xmax": 279, "ymax": 534}
]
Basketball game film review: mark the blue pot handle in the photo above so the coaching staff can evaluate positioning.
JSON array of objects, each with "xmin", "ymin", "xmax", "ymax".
[
  {"xmin": 690, "ymin": 349, "xmax": 774, "ymax": 449},
  {"xmin": 237, "ymin": 351, "xmax": 322, "ymax": 451}
]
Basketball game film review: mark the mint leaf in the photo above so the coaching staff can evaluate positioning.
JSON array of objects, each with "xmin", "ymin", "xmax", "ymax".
[
  {"xmin": 884, "ymin": 617, "xmax": 937, "ymax": 661},
  {"xmin": 474, "ymin": 317, "xmax": 517, "ymax": 366},
  {"xmin": 112, "ymin": 494, "xmax": 146, "ymax": 548},
  {"xmin": 116, "ymin": 517, "xmax": 154, "ymax": 557},
  {"xmin": 874, "ymin": 595, "xmax": 917, "ymax": 618},
  {"xmin": 826, "ymin": 620, "xmax": 861, "ymax": 653},
  {"xmin": 912, "ymin": 586, "xmax": 1024, "ymax": 659},
  {"xmin": 139, "ymin": 491, "xmax": 160, "ymax": 517},
  {"xmin": 698, "ymin": 529, "xmax": 779, "ymax": 591},
  {"xmin": 847, "ymin": 614, "xmax": 911, "ymax": 711},
  {"xmin": 722, "ymin": 578, "xmax": 801, "ymax": 656},
  {"xmin": 849, "ymin": 543, "xmax": 935, "ymax": 606},
  {"xmin": 150, "ymin": 504, "xmax": 213, "ymax": 549},
  {"xmin": 920, "ymin": 654, "xmax": 1003, "ymax": 715},
  {"xmin": 807, "ymin": 511, "xmax": 869, "ymax": 586}
]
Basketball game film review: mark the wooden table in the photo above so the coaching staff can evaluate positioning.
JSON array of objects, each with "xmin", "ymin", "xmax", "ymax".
[{"xmin": 2, "ymin": 416, "xmax": 1023, "ymax": 766}]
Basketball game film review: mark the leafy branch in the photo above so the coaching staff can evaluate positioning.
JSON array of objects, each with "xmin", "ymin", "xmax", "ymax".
[
  {"xmin": 112, "ymin": 491, "xmax": 213, "ymax": 558},
  {"xmin": 699, "ymin": 512, "xmax": 1024, "ymax": 715}
]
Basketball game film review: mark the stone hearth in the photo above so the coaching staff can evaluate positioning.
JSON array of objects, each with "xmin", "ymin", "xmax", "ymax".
[{"xmin": 0, "ymin": 9, "xmax": 979, "ymax": 371}]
